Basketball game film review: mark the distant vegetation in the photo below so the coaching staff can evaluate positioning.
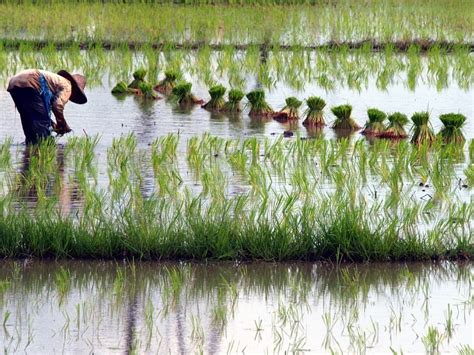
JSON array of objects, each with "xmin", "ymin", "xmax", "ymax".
[{"xmin": 0, "ymin": 0, "xmax": 472, "ymax": 48}]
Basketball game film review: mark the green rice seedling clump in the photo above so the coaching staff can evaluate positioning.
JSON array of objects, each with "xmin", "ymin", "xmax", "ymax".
[
  {"xmin": 222, "ymin": 89, "xmax": 245, "ymax": 112},
  {"xmin": 380, "ymin": 112, "xmax": 409, "ymax": 138},
  {"xmin": 276, "ymin": 97, "xmax": 302, "ymax": 120},
  {"xmin": 128, "ymin": 68, "xmax": 147, "ymax": 89},
  {"xmin": 111, "ymin": 81, "xmax": 128, "ymax": 94},
  {"xmin": 411, "ymin": 111, "xmax": 435, "ymax": 146},
  {"xmin": 138, "ymin": 82, "xmax": 159, "ymax": 100},
  {"xmin": 155, "ymin": 70, "xmax": 180, "ymax": 96},
  {"xmin": 303, "ymin": 96, "xmax": 326, "ymax": 127},
  {"xmin": 362, "ymin": 108, "xmax": 387, "ymax": 135},
  {"xmin": 202, "ymin": 85, "xmax": 226, "ymax": 111},
  {"xmin": 246, "ymin": 90, "xmax": 273, "ymax": 118},
  {"xmin": 331, "ymin": 105, "xmax": 360, "ymax": 130},
  {"xmin": 438, "ymin": 113, "xmax": 467, "ymax": 144},
  {"xmin": 171, "ymin": 82, "xmax": 203, "ymax": 105}
]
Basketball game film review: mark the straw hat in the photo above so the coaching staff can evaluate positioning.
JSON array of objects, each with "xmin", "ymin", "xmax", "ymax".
[{"xmin": 57, "ymin": 70, "xmax": 87, "ymax": 104}]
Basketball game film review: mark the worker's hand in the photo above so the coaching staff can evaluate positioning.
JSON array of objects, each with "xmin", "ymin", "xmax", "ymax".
[{"xmin": 52, "ymin": 121, "xmax": 72, "ymax": 135}]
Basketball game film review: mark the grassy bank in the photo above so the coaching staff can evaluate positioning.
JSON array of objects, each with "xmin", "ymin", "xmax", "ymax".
[
  {"xmin": 0, "ymin": 0, "xmax": 472, "ymax": 47},
  {"xmin": 0, "ymin": 135, "xmax": 471, "ymax": 261}
]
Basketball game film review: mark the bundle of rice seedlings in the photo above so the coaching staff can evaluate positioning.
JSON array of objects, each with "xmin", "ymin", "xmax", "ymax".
[
  {"xmin": 438, "ymin": 113, "xmax": 467, "ymax": 144},
  {"xmin": 380, "ymin": 112, "xmax": 409, "ymax": 138},
  {"xmin": 138, "ymin": 82, "xmax": 159, "ymax": 100},
  {"xmin": 202, "ymin": 85, "xmax": 226, "ymax": 111},
  {"xmin": 246, "ymin": 90, "xmax": 273, "ymax": 118},
  {"xmin": 303, "ymin": 96, "xmax": 326, "ymax": 127},
  {"xmin": 128, "ymin": 68, "xmax": 147, "ymax": 89},
  {"xmin": 222, "ymin": 89, "xmax": 245, "ymax": 112},
  {"xmin": 410, "ymin": 111, "xmax": 435, "ymax": 145},
  {"xmin": 111, "ymin": 81, "xmax": 128, "ymax": 94},
  {"xmin": 362, "ymin": 108, "xmax": 387, "ymax": 135},
  {"xmin": 331, "ymin": 104, "xmax": 360, "ymax": 130},
  {"xmin": 155, "ymin": 70, "xmax": 179, "ymax": 95},
  {"xmin": 171, "ymin": 82, "xmax": 203, "ymax": 105},
  {"xmin": 274, "ymin": 97, "xmax": 302, "ymax": 121}
]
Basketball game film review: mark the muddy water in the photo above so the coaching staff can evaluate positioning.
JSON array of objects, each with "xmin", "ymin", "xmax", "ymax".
[{"xmin": 0, "ymin": 261, "xmax": 471, "ymax": 354}]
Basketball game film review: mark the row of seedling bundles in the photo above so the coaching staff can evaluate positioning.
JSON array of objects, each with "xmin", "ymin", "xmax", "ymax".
[{"xmin": 112, "ymin": 72, "xmax": 467, "ymax": 145}]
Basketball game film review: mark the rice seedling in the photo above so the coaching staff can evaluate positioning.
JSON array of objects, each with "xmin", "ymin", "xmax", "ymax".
[
  {"xmin": 55, "ymin": 267, "xmax": 71, "ymax": 299},
  {"xmin": 246, "ymin": 90, "xmax": 274, "ymax": 118},
  {"xmin": 302, "ymin": 96, "xmax": 326, "ymax": 127},
  {"xmin": 444, "ymin": 304, "xmax": 454, "ymax": 338},
  {"xmin": 331, "ymin": 105, "xmax": 361, "ymax": 130},
  {"xmin": 128, "ymin": 68, "xmax": 147, "ymax": 89},
  {"xmin": 111, "ymin": 81, "xmax": 129, "ymax": 95},
  {"xmin": 438, "ymin": 113, "xmax": 467, "ymax": 144},
  {"xmin": 171, "ymin": 82, "xmax": 203, "ymax": 105},
  {"xmin": 137, "ymin": 82, "xmax": 160, "ymax": 100},
  {"xmin": 464, "ymin": 164, "xmax": 474, "ymax": 186},
  {"xmin": 457, "ymin": 345, "xmax": 474, "ymax": 355},
  {"xmin": 362, "ymin": 108, "xmax": 387, "ymax": 136},
  {"xmin": 3, "ymin": 310, "xmax": 10, "ymax": 328},
  {"xmin": 202, "ymin": 85, "xmax": 226, "ymax": 111},
  {"xmin": 222, "ymin": 89, "xmax": 245, "ymax": 113},
  {"xmin": 410, "ymin": 112, "xmax": 435, "ymax": 146},
  {"xmin": 274, "ymin": 97, "xmax": 302, "ymax": 121},
  {"xmin": 154, "ymin": 70, "xmax": 180, "ymax": 96},
  {"xmin": 380, "ymin": 112, "xmax": 409, "ymax": 139},
  {"xmin": 422, "ymin": 326, "xmax": 443, "ymax": 355}
]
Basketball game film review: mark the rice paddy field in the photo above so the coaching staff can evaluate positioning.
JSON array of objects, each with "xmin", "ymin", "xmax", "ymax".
[{"xmin": 0, "ymin": 0, "xmax": 473, "ymax": 353}]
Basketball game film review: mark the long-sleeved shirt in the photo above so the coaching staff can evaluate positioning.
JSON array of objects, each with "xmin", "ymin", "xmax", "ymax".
[{"xmin": 7, "ymin": 69, "xmax": 72, "ymax": 126}]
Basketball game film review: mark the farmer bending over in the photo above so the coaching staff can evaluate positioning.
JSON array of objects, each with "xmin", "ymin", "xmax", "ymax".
[{"xmin": 7, "ymin": 69, "xmax": 87, "ymax": 145}]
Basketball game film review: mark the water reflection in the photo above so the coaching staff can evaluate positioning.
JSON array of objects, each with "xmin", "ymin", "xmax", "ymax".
[
  {"xmin": 0, "ymin": 261, "xmax": 471, "ymax": 353},
  {"xmin": 15, "ymin": 143, "xmax": 84, "ymax": 214}
]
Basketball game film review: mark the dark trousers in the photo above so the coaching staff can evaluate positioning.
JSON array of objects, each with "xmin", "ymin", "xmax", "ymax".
[{"xmin": 8, "ymin": 87, "xmax": 52, "ymax": 145}]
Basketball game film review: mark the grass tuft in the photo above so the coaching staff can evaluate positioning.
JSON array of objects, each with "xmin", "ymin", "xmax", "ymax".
[
  {"xmin": 380, "ymin": 112, "xmax": 409, "ymax": 139},
  {"xmin": 222, "ymin": 89, "xmax": 245, "ymax": 112},
  {"xmin": 246, "ymin": 90, "xmax": 273, "ymax": 118},
  {"xmin": 171, "ymin": 82, "xmax": 203, "ymax": 105},
  {"xmin": 331, "ymin": 105, "xmax": 360, "ymax": 130},
  {"xmin": 411, "ymin": 112, "xmax": 435, "ymax": 146},
  {"xmin": 362, "ymin": 108, "xmax": 387, "ymax": 136},
  {"xmin": 303, "ymin": 96, "xmax": 326, "ymax": 127},
  {"xmin": 155, "ymin": 70, "xmax": 180, "ymax": 96},
  {"xmin": 202, "ymin": 85, "xmax": 226, "ymax": 111},
  {"xmin": 438, "ymin": 113, "xmax": 466, "ymax": 144}
]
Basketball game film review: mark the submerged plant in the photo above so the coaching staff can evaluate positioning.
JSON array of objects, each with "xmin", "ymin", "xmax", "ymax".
[
  {"xmin": 171, "ymin": 82, "xmax": 203, "ymax": 105},
  {"xmin": 362, "ymin": 108, "xmax": 387, "ymax": 136},
  {"xmin": 202, "ymin": 85, "xmax": 226, "ymax": 111},
  {"xmin": 246, "ymin": 90, "xmax": 273, "ymax": 118},
  {"xmin": 411, "ymin": 112, "xmax": 435, "ymax": 146},
  {"xmin": 275, "ymin": 97, "xmax": 302, "ymax": 121},
  {"xmin": 438, "ymin": 113, "xmax": 467, "ymax": 144},
  {"xmin": 155, "ymin": 70, "xmax": 179, "ymax": 96},
  {"xmin": 380, "ymin": 112, "xmax": 409, "ymax": 139},
  {"xmin": 128, "ymin": 68, "xmax": 147, "ymax": 89},
  {"xmin": 303, "ymin": 96, "xmax": 326, "ymax": 127},
  {"xmin": 331, "ymin": 105, "xmax": 360, "ymax": 130},
  {"xmin": 111, "ymin": 81, "xmax": 128, "ymax": 95},
  {"xmin": 222, "ymin": 89, "xmax": 245, "ymax": 112}
]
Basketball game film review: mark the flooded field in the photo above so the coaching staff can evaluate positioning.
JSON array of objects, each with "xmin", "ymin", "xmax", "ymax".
[
  {"xmin": 0, "ymin": 45, "xmax": 473, "ymax": 353},
  {"xmin": 0, "ymin": 261, "xmax": 471, "ymax": 354},
  {"xmin": 0, "ymin": 49, "xmax": 472, "ymax": 261},
  {"xmin": 1, "ymin": 49, "xmax": 473, "ymax": 146}
]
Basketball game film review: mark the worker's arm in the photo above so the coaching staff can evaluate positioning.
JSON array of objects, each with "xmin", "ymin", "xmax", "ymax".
[{"xmin": 51, "ymin": 86, "xmax": 72, "ymax": 135}]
